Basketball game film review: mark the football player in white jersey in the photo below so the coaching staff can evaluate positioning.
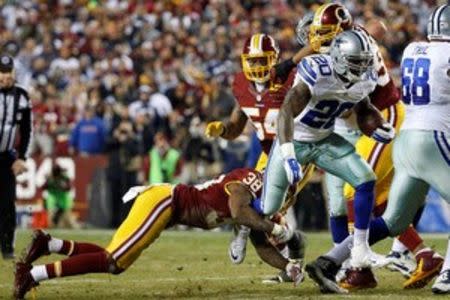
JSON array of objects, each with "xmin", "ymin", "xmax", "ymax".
[
  {"xmin": 260, "ymin": 29, "xmax": 395, "ymax": 293},
  {"xmin": 304, "ymin": 5, "xmax": 450, "ymax": 294}
]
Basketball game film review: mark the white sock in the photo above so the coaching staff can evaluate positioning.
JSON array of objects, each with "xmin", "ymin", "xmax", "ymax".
[
  {"xmin": 391, "ymin": 238, "xmax": 408, "ymax": 253},
  {"xmin": 442, "ymin": 239, "xmax": 450, "ymax": 271},
  {"xmin": 48, "ymin": 238, "xmax": 63, "ymax": 253},
  {"xmin": 325, "ymin": 235, "xmax": 353, "ymax": 265},
  {"xmin": 30, "ymin": 265, "xmax": 49, "ymax": 282},
  {"xmin": 353, "ymin": 228, "xmax": 369, "ymax": 247}
]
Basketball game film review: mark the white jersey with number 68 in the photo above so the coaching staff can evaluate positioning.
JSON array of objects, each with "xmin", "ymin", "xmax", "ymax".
[{"xmin": 401, "ymin": 41, "xmax": 450, "ymax": 133}]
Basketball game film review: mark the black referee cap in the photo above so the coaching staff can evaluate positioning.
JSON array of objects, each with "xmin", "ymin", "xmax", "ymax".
[{"xmin": 0, "ymin": 55, "xmax": 14, "ymax": 73}]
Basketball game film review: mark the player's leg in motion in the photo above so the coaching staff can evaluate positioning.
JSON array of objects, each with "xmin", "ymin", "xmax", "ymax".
[
  {"xmin": 384, "ymin": 131, "xmax": 448, "ymax": 290},
  {"xmin": 315, "ymin": 134, "xmax": 376, "ymax": 267},
  {"xmin": 14, "ymin": 185, "xmax": 173, "ymax": 299},
  {"xmin": 325, "ymin": 127, "xmax": 361, "ymax": 246},
  {"xmin": 315, "ymin": 131, "xmax": 449, "ymax": 292},
  {"xmin": 260, "ymin": 140, "xmax": 292, "ymax": 216},
  {"xmin": 325, "ymin": 173, "xmax": 349, "ymax": 245}
]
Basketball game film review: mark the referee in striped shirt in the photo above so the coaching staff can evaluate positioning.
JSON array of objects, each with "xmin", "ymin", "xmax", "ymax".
[{"xmin": 0, "ymin": 54, "xmax": 32, "ymax": 259}]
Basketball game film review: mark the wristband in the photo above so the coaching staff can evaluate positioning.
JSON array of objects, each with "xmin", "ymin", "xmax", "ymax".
[{"xmin": 280, "ymin": 142, "xmax": 296, "ymax": 160}]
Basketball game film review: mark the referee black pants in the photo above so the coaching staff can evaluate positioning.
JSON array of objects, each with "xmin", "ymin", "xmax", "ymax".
[{"xmin": 0, "ymin": 154, "xmax": 16, "ymax": 254}]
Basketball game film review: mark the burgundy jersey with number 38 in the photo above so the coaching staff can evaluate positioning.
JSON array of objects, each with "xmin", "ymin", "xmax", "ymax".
[
  {"xmin": 171, "ymin": 168, "xmax": 263, "ymax": 229},
  {"xmin": 232, "ymin": 71, "xmax": 296, "ymax": 154}
]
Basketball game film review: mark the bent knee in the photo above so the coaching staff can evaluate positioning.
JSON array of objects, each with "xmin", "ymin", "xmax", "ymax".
[
  {"xmin": 355, "ymin": 180, "xmax": 375, "ymax": 192},
  {"xmin": 106, "ymin": 254, "xmax": 125, "ymax": 275},
  {"xmin": 382, "ymin": 216, "xmax": 408, "ymax": 237}
]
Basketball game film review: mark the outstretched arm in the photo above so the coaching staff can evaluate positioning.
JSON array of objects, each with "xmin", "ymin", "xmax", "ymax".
[
  {"xmin": 277, "ymin": 81, "xmax": 311, "ymax": 145},
  {"xmin": 205, "ymin": 105, "xmax": 248, "ymax": 139},
  {"xmin": 227, "ymin": 183, "xmax": 274, "ymax": 233},
  {"xmin": 249, "ymin": 230, "xmax": 288, "ymax": 270},
  {"xmin": 273, "ymin": 45, "xmax": 315, "ymax": 82},
  {"xmin": 221, "ymin": 105, "xmax": 248, "ymax": 140}
]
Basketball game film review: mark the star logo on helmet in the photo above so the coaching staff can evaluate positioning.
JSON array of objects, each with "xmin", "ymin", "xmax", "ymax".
[
  {"xmin": 334, "ymin": 37, "xmax": 346, "ymax": 47},
  {"xmin": 1, "ymin": 56, "xmax": 11, "ymax": 65}
]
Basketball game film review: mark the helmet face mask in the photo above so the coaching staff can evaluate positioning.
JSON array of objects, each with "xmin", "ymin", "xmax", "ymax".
[
  {"xmin": 241, "ymin": 33, "xmax": 279, "ymax": 83},
  {"xmin": 309, "ymin": 3, "xmax": 353, "ymax": 53},
  {"xmin": 330, "ymin": 30, "xmax": 374, "ymax": 83},
  {"xmin": 241, "ymin": 53, "xmax": 276, "ymax": 83},
  {"xmin": 427, "ymin": 5, "xmax": 450, "ymax": 41}
]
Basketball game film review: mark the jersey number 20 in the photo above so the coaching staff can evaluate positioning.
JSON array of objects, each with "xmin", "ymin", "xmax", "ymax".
[
  {"xmin": 402, "ymin": 58, "xmax": 430, "ymax": 105},
  {"xmin": 300, "ymin": 100, "xmax": 354, "ymax": 129}
]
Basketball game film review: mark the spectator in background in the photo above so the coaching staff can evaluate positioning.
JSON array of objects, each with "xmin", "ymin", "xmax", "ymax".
[
  {"xmin": 148, "ymin": 131, "xmax": 182, "ymax": 184},
  {"xmin": 148, "ymin": 83, "xmax": 173, "ymax": 119},
  {"xmin": 69, "ymin": 105, "xmax": 105, "ymax": 155},
  {"xmin": 43, "ymin": 163, "xmax": 78, "ymax": 229},
  {"xmin": 128, "ymin": 85, "xmax": 156, "ymax": 121},
  {"xmin": 106, "ymin": 118, "xmax": 141, "ymax": 227}
]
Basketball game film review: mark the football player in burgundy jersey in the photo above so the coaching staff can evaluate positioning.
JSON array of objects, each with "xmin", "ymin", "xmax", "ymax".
[
  {"xmin": 292, "ymin": 3, "xmax": 442, "ymax": 292},
  {"xmin": 205, "ymin": 33, "xmax": 314, "ymax": 272},
  {"xmin": 14, "ymin": 168, "xmax": 303, "ymax": 299}
]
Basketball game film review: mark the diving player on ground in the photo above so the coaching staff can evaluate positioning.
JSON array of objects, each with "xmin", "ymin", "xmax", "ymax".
[{"xmin": 14, "ymin": 168, "xmax": 304, "ymax": 299}]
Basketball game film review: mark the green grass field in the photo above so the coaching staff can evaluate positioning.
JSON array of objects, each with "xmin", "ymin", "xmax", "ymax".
[{"xmin": 0, "ymin": 229, "xmax": 448, "ymax": 299}]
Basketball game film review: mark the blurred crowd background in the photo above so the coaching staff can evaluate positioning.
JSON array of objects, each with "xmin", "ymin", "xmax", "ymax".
[{"xmin": 1, "ymin": 0, "xmax": 444, "ymax": 228}]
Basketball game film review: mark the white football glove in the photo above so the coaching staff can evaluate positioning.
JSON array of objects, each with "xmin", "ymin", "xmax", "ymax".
[
  {"xmin": 271, "ymin": 223, "xmax": 293, "ymax": 244},
  {"xmin": 371, "ymin": 123, "xmax": 395, "ymax": 144},
  {"xmin": 280, "ymin": 143, "xmax": 303, "ymax": 184},
  {"xmin": 285, "ymin": 259, "xmax": 304, "ymax": 287}
]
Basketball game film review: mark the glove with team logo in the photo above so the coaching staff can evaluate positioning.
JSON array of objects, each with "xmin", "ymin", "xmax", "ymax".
[
  {"xmin": 280, "ymin": 143, "xmax": 303, "ymax": 185},
  {"xmin": 285, "ymin": 259, "xmax": 305, "ymax": 287},
  {"xmin": 271, "ymin": 223, "xmax": 293, "ymax": 244},
  {"xmin": 205, "ymin": 121, "xmax": 224, "ymax": 138},
  {"xmin": 371, "ymin": 122, "xmax": 395, "ymax": 144}
]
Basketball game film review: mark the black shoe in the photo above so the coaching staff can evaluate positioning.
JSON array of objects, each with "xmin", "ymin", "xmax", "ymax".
[
  {"xmin": 2, "ymin": 251, "xmax": 15, "ymax": 260},
  {"xmin": 23, "ymin": 229, "xmax": 51, "ymax": 264},
  {"xmin": 14, "ymin": 261, "xmax": 39, "ymax": 299},
  {"xmin": 306, "ymin": 256, "xmax": 348, "ymax": 294}
]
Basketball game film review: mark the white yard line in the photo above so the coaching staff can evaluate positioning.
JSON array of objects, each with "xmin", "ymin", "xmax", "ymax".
[{"xmin": 0, "ymin": 275, "xmax": 257, "ymax": 288}]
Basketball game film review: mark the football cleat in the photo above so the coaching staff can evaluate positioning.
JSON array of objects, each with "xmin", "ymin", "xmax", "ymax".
[
  {"xmin": 23, "ymin": 229, "xmax": 51, "ymax": 264},
  {"xmin": 403, "ymin": 249, "xmax": 443, "ymax": 289},
  {"xmin": 14, "ymin": 261, "xmax": 39, "ymax": 300},
  {"xmin": 350, "ymin": 243, "xmax": 372, "ymax": 269},
  {"xmin": 385, "ymin": 250, "xmax": 416, "ymax": 278},
  {"xmin": 305, "ymin": 256, "xmax": 348, "ymax": 294},
  {"xmin": 335, "ymin": 258, "xmax": 351, "ymax": 283},
  {"xmin": 228, "ymin": 225, "xmax": 250, "ymax": 264},
  {"xmin": 340, "ymin": 267, "xmax": 378, "ymax": 290},
  {"xmin": 2, "ymin": 251, "xmax": 15, "ymax": 260},
  {"xmin": 262, "ymin": 270, "xmax": 293, "ymax": 284},
  {"xmin": 432, "ymin": 269, "xmax": 450, "ymax": 294}
]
